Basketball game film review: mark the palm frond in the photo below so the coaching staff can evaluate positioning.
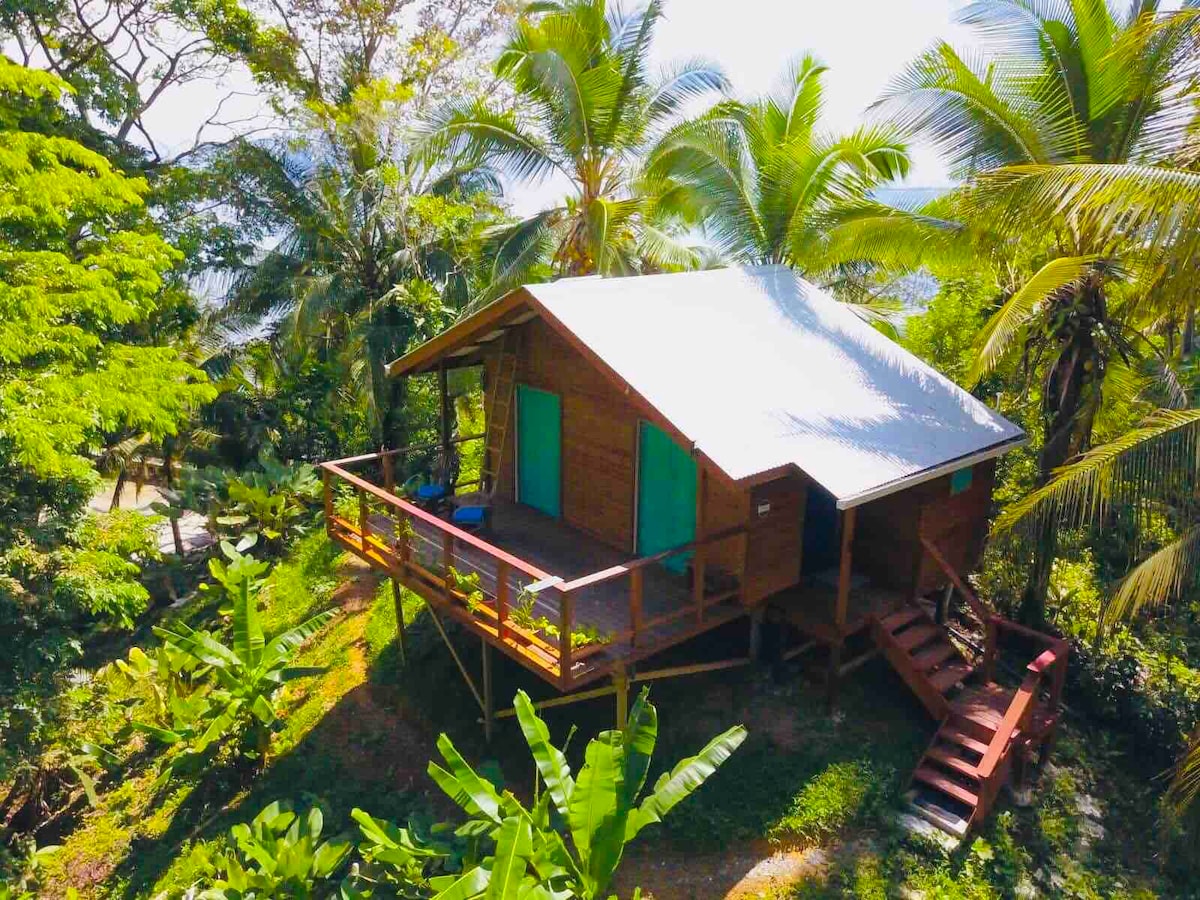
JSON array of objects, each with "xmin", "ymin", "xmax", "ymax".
[
  {"xmin": 417, "ymin": 99, "xmax": 566, "ymax": 184},
  {"xmin": 1167, "ymin": 726, "xmax": 1200, "ymax": 820},
  {"xmin": 995, "ymin": 407, "xmax": 1200, "ymax": 534},
  {"xmin": 968, "ymin": 255, "xmax": 1102, "ymax": 384},
  {"xmin": 1107, "ymin": 524, "xmax": 1200, "ymax": 622},
  {"xmin": 875, "ymin": 41, "xmax": 1081, "ymax": 172}
]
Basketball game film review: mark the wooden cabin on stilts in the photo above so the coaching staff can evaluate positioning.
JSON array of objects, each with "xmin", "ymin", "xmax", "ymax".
[{"xmin": 320, "ymin": 266, "xmax": 1068, "ymax": 841}]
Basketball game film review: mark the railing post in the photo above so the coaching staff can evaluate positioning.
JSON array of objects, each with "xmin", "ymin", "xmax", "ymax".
[
  {"xmin": 323, "ymin": 468, "xmax": 333, "ymax": 524},
  {"xmin": 559, "ymin": 589, "xmax": 573, "ymax": 687},
  {"xmin": 630, "ymin": 567, "xmax": 643, "ymax": 649},
  {"xmin": 1049, "ymin": 642, "xmax": 1069, "ymax": 710},
  {"xmin": 397, "ymin": 509, "xmax": 411, "ymax": 574},
  {"xmin": 983, "ymin": 615, "xmax": 999, "ymax": 683},
  {"xmin": 382, "ymin": 449, "xmax": 395, "ymax": 495},
  {"xmin": 443, "ymin": 532, "xmax": 455, "ymax": 602},
  {"xmin": 358, "ymin": 487, "xmax": 370, "ymax": 549},
  {"xmin": 496, "ymin": 560, "xmax": 510, "ymax": 643},
  {"xmin": 693, "ymin": 545, "xmax": 707, "ymax": 624}
]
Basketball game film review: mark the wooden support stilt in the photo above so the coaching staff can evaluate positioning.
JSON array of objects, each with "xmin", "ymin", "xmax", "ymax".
[
  {"xmin": 749, "ymin": 607, "xmax": 765, "ymax": 662},
  {"xmin": 426, "ymin": 602, "xmax": 485, "ymax": 713},
  {"xmin": 826, "ymin": 641, "xmax": 843, "ymax": 709},
  {"xmin": 828, "ymin": 506, "xmax": 857, "ymax": 710},
  {"xmin": 391, "ymin": 577, "xmax": 407, "ymax": 665},
  {"xmin": 481, "ymin": 637, "xmax": 494, "ymax": 743},
  {"xmin": 936, "ymin": 583, "xmax": 953, "ymax": 625},
  {"xmin": 614, "ymin": 665, "xmax": 629, "ymax": 729}
]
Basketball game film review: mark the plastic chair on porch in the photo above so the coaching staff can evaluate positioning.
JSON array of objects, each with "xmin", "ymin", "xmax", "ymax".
[{"xmin": 401, "ymin": 452, "xmax": 452, "ymax": 513}]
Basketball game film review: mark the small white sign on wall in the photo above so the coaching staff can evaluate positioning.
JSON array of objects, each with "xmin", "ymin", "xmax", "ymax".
[{"xmin": 757, "ymin": 501, "xmax": 771, "ymax": 517}]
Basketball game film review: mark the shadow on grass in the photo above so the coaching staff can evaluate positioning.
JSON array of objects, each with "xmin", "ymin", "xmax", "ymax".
[{"xmin": 112, "ymin": 600, "xmax": 936, "ymax": 898}]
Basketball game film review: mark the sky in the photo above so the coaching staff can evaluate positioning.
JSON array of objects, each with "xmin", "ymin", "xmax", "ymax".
[
  {"xmin": 500, "ymin": 0, "xmax": 971, "ymax": 214},
  {"xmin": 136, "ymin": 0, "xmax": 973, "ymax": 214}
]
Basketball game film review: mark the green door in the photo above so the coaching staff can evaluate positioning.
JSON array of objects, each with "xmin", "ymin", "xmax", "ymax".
[
  {"xmin": 516, "ymin": 384, "xmax": 561, "ymax": 517},
  {"xmin": 636, "ymin": 421, "xmax": 696, "ymax": 571}
]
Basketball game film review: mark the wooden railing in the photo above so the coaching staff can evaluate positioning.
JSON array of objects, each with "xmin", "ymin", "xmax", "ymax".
[
  {"xmin": 320, "ymin": 447, "xmax": 746, "ymax": 688},
  {"xmin": 973, "ymin": 635, "xmax": 1069, "ymax": 821},
  {"xmin": 919, "ymin": 529, "xmax": 1072, "ymax": 823}
]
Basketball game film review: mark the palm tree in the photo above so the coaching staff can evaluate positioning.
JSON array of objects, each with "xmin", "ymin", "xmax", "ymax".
[
  {"xmin": 994, "ymin": 407, "xmax": 1200, "ymax": 815},
  {"xmin": 645, "ymin": 54, "xmax": 910, "ymax": 274},
  {"xmin": 223, "ymin": 113, "xmax": 499, "ymax": 446},
  {"xmin": 418, "ymin": 0, "xmax": 728, "ymax": 292},
  {"xmin": 876, "ymin": 0, "xmax": 1193, "ymax": 623}
]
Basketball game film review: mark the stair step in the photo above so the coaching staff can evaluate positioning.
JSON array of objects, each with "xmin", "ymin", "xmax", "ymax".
[
  {"xmin": 939, "ymin": 727, "xmax": 990, "ymax": 757},
  {"xmin": 925, "ymin": 746, "xmax": 982, "ymax": 780},
  {"xmin": 911, "ymin": 642, "xmax": 958, "ymax": 672},
  {"xmin": 929, "ymin": 663, "xmax": 974, "ymax": 693},
  {"xmin": 912, "ymin": 767, "xmax": 980, "ymax": 807},
  {"xmin": 880, "ymin": 607, "xmax": 924, "ymax": 633},
  {"xmin": 905, "ymin": 791, "xmax": 971, "ymax": 840},
  {"xmin": 895, "ymin": 624, "xmax": 941, "ymax": 651}
]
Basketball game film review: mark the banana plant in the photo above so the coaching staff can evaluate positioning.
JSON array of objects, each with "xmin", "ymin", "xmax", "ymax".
[
  {"xmin": 417, "ymin": 688, "xmax": 746, "ymax": 899},
  {"xmin": 130, "ymin": 544, "xmax": 334, "ymax": 776},
  {"xmin": 196, "ymin": 800, "xmax": 352, "ymax": 898}
]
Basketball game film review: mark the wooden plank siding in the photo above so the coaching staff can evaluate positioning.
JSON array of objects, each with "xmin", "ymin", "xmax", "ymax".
[
  {"xmin": 850, "ymin": 458, "xmax": 997, "ymax": 598},
  {"xmin": 485, "ymin": 317, "xmax": 752, "ymax": 591}
]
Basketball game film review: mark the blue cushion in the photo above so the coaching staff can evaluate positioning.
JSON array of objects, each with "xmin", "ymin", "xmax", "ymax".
[
  {"xmin": 416, "ymin": 483, "xmax": 447, "ymax": 500},
  {"xmin": 452, "ymin": 506, "xmax": 488, "ymax": 526}
]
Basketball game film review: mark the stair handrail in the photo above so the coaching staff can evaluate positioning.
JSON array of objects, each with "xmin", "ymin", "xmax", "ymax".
[
  {"xmin": 976, "ymin": 642, "xmax": 1067, "ymax": 782},
  {"xmin": 918, "ymin": 532, "xmax": 990, "ymax": 624}
]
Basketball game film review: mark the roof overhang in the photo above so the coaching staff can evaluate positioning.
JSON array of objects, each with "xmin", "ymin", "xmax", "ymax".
[{"xmin": 386, "ymin": 288, "xmax": 540, "ymax": 377}]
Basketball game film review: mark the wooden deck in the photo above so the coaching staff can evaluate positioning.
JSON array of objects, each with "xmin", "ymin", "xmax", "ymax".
[
  {"xmin": 771, "ymin": 573, "xmax": 907, "ymax": 644},
  {"xmin": 320, "ymin": 455, "xmax": 749, "ymax": 691}
]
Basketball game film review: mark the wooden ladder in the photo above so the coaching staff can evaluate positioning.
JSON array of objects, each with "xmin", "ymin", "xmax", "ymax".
[{"xmin": 481, "ymin": 332, "xmax": 519, "ymax": 493}]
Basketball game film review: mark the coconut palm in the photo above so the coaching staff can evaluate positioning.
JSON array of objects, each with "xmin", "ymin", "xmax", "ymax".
[
  {"xmin": 876, "ymin": 0, "xmax": 1196, "ymax": 622},
  {"xmin": 645, "ymin": 54, "xmax": 910, "ymax": 273},
  {"xmin": 222, "ymin": 129, "xmax": 499, "ymax": 446},
  {"xmin": 418, "ymin": 0, "xmax": 728, "ymax": 293},
  {"xmin": 994, "ymin": 406, "xmax": 1200, "ymax": 814}
]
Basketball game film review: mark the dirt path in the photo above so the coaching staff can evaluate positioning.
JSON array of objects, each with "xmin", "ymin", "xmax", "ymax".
[{"xmin": 615, "ymin": 841, "xmax": 830, "ymax": 899}]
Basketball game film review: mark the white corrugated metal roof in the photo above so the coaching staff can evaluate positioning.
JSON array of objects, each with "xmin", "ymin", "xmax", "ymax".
[{"xmin": 526, "ymin": 266, "xmax": 1024, "ymax": 508}]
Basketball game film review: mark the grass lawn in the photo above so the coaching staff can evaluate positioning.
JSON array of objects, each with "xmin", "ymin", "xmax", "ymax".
[{"xmin": 34, "ymin": 532, "xmax": 1195, "ymax": 898}]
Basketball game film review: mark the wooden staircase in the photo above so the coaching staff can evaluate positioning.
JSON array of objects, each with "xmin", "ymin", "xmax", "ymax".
[
  {"xmin": 481, "ymin": 333, "xmax": 519, "ymax": 493},
  {"xmin": 873, "ymin": 605, "xmax": 974, "ymax": 720},
  {"xmin": 872, "ymin": 600, "xmax": 1069, "ymax": 841}
]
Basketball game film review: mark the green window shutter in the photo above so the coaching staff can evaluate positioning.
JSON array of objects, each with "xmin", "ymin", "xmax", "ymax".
[{"xmin": 950, "ymin": 466, "xmax": 974, "ymax": 496}]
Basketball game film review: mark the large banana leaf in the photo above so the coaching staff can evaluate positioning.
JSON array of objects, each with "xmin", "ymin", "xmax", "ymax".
[
  {"xmin": 514, "ymin": 690, "xmax": 576, "ymax": 817},
  {"xmin": 232, "ymin": 568, "xmax": 265, "ymax": 668},
  {"xmin": 431, "ymin": 866, "xmax": 491, "ymax": 900},
  {"xmin": 486, "ymin": 814, "xmax": 534, "ymax": 900},
  {"xmin": 567, "ymin": 731, "xmax": 624, "ymax": 891},
  {"xmin": 429, "ymin": 733, "xmax": 505, "ymax": 824},
  {"xmin": 618, "ymin": 689, "xmax": 656, "ymax": 813},
  {"xmin": 625, "ymin": 724, "xmax": 747, "ymax": 840},
  {"xmin": 258, "ymin": 610, "xmax": 337, "ymax": 672},
  {"xmin": 153, "ymin": 624, "xmax": 239, "ymax": 669}
]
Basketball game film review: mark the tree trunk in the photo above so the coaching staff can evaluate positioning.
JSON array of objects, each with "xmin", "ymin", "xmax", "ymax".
[
  {"xmin": 1018, "ymin": 280, "xmax": 1105, "ymax": 625},
  {"xmin": 109, "ymin": 469, "xmax": 127, "ymax": 511},
  {"xmin": 163, "ymin": 450, "xmax": 186, "ymax": 557}
]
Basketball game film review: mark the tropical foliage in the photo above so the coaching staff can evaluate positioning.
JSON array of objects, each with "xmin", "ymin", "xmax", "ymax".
[
  {"xmin": 420, "ymin": 0, "xmax": 728, "ymax": 289},
  {"xmin": 6, "ymin": 0, "xmax": 1200, "ymax": 893}
]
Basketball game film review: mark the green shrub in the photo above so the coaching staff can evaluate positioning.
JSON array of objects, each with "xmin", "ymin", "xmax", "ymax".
[
  {"xmin": 193, "ymin": 801, "xmax": 352, "ymax": 898},
  {"xmin": 768, "ymin": 760, "xmax": 882, "ymax": 846}
]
